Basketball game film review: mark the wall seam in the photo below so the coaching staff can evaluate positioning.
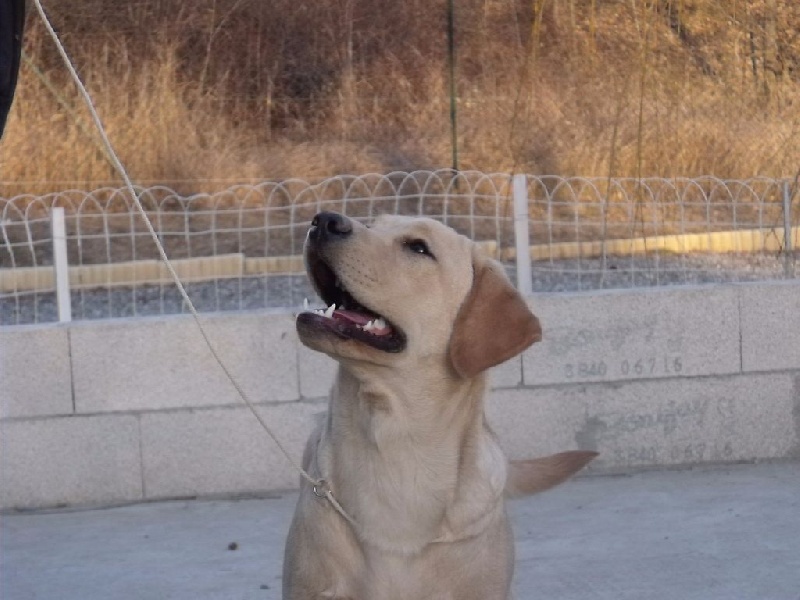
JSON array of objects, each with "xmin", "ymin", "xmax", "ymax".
[
  {"xmin": 295, "ymin": 339, "xmax": 304, "ymax": 400},
  {"xmin": 0, "ymin": 396, "xmax": 330, "ymax": 424},
  {"xmin": 66, "ymin": 327, "xmax": 77, "ymax": 414},
  {"xmin": 137, "ymin": 415, "xmax": 147, "ymax": 499},
  {"xmin": 737, "ymin": 291, "xmax": 744, "ymax": 374}
]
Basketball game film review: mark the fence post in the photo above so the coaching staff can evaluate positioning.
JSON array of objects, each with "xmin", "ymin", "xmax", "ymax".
[
  {"xmin": 512, "ymin": 173, "xmax": 533, "ymax": 297},
  {"xmin": 51, "ymin": 207, "xmax": 72, "ymax": 322},
  {"xmin": 783, "ymin": 180, "xmax": 794, "ymax": 278}
]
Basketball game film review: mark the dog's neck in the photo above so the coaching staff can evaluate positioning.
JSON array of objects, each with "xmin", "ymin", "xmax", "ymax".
[{"xmin": 318, "ymin": 362, "xmax": 508, "ymax": 555}]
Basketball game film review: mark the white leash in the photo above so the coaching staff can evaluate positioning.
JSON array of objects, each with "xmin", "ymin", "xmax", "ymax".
[{"xmin": 31, "ymin": 0, "xmax": 355, "ymax": 527}]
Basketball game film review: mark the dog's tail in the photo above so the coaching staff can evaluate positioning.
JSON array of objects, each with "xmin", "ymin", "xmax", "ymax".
[{"xmin": 505, "ymin": 451, "xmax": 598, "ymax": 498}]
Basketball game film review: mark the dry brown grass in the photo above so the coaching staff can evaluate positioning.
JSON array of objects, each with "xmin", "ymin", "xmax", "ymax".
[{"xmin": 1, "ymin": 0, "xmax": 798, "ymax": 194}]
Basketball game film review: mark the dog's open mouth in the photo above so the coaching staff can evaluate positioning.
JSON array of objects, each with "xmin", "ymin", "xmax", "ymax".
[{"xmin": 296, "ymin": 251, "xmax": 406, "ymax": 353}]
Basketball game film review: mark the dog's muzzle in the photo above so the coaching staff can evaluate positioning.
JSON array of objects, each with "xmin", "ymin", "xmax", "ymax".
[{"xmin": 298, "ymin": 212, "xmax": 406, "ymax": 353}]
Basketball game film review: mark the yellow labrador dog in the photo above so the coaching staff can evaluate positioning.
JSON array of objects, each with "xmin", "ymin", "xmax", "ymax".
[{"xmin": 285, "ymin": 211, "xmax": 596, "ymax": 599}]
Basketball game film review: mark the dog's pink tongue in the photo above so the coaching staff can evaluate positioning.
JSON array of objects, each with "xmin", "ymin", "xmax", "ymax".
[
  {"xmin": 333, "ymin": 309, "xmax": 392, "ymax": 335},
  {"xmin": 332, "ymin": 309, "xmax": 371, "ymax": 325}
]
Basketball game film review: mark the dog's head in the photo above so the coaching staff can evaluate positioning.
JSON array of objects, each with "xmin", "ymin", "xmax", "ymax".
[{"xmin": 296, "ymin": 212, "xmax": 542, "ymax": 378}]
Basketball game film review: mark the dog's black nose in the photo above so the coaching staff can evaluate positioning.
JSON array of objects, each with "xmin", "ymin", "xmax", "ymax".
[{"xmin": 309, "ymin": 212, "xmax": 352, "ymax": 242}]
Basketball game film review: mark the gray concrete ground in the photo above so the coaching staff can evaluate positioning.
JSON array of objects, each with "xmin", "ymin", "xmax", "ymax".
[{"xmin": 2, "ymin": 462, "xmax": 799, "ymax": 600}]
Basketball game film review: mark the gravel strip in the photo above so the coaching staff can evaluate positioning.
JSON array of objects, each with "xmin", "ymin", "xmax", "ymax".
[{"xmin": 1, "ymin": 254, "xmax": 796, "ymax": 326}]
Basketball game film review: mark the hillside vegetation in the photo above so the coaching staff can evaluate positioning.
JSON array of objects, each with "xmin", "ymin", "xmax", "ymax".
[{"xmin": 1, "ymin": 0, "xmax": 799, "ymax": 192}]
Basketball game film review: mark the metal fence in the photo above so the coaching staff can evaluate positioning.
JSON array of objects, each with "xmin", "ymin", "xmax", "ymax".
[{"xmin": 1, "ymin": 171, "xmax": 797, "ymax": 326}]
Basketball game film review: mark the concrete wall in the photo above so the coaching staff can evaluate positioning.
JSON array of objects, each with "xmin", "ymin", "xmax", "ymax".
[{"xmin": 2, "ymin": 281, "xmax": 798, "ymax": 510}]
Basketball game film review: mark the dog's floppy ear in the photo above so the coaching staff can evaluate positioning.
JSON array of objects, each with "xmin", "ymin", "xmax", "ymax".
[{"xmin": 449, "ymin": 251, "xmax": 542, "ymax": 379}]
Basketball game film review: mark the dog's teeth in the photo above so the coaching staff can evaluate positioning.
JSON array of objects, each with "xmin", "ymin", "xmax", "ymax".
[
  {"xmin": 373, "ymin": 318, "xmax": 387, "ymax": 330},
  {"xmin": 363, "ymin": 320, "xmax": 375, "ymax": 331},
  {"xmin": 303, "ymin": 298, "xmax": 309, "ymax": 311},
  {"xmin": 324, "ymin": 304, "xmax": 336, "ymax": 318}
]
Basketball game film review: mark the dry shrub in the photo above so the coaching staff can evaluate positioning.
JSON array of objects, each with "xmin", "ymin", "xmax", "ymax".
[{"xmin": 1, "ymin": 0, "xmax": 798, "ymax": 194}]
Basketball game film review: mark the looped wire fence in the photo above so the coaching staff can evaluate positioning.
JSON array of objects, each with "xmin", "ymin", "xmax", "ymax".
[{"xmin": 1, "ymin": 170, "xmax": 797, "ymax": 326}]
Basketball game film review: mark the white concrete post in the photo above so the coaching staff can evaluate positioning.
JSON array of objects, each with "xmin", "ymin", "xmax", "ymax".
[
  {"xmin": 51, "ymin": 207, "xmax": 72, "ymax": 322},
  {"xmin": 512, "ymin": 173, "xmax": 533, "ymax": 297}
]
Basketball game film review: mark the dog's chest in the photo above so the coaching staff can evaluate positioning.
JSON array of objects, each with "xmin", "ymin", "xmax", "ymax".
[{"xmin": 335, "ymin": 432, "xmax": 459, "ymax": 551}]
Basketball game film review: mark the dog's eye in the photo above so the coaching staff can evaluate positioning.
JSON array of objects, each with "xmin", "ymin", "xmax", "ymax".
[{"xmin": 405, "ymin": 239, "xmax": 435, "ymax": 259}]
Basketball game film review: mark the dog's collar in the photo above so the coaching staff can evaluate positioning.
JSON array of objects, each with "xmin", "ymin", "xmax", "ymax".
[
  {"xmin": 313, "ymin": 480, "xmax": 358, "ymax": 528},
  {"xmin": 430, "ymin": 497, "xmax": 505, "ymax": 545},
  {"xmin": 308, "ymin": 406, "xmax": 506, "ymax": 550},
  {"xmin": 309, "ymin": 435, "xmax": 358, "ymax": 527},
  {"xmin": 310, "ymin": 474, "xmax": 503, "ymax": 549}
]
